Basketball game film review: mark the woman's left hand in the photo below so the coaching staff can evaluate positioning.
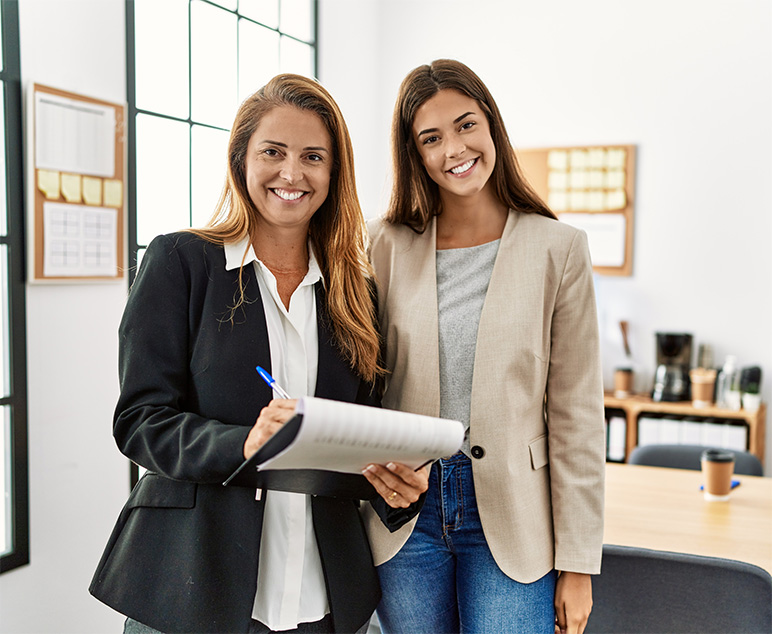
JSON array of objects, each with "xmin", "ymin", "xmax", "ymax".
[
  {"xmin": 362, "ymin": 461, "xmax": 429, "ymax": 508},
  {"xmin": 554, "ymin": 571, "xmax": 593, "ymax": 634}
]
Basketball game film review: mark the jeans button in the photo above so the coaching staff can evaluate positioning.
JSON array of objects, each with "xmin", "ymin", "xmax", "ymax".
[{"xmin": 471, "ymin": 445, "xmax": 485, "ymax": 459}]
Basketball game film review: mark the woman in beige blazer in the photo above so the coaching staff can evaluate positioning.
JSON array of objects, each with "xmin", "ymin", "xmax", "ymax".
[{"xmin": 360, "ymin": 60, "xmax": 605, "ymax": 634}]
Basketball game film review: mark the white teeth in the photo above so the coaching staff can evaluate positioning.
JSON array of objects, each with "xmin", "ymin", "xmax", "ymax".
[
  {"xmin": 273, "ymin": 189, "xmax": 305, "ymax": 201},
  {"xmin": 450, "ymin": 159, "xmax": 476, "ymax": 174}
]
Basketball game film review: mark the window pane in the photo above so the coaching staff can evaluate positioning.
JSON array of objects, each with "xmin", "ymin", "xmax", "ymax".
[
  {"xmin": 280, "ymin": 36, "xmax": 314, "ymax": 77},
  {"xmin": 191, "ymin": 1, "xmax": 238, "ymax": 128},
  {"xmin": 209, "ymin": 0, "xmax": 237, "ymax": 9},
  {"xmin": 191, "ymin": 125, "xmax": 229, "ymax": 229},
  {"xmin": 279, "ymin": 0, "xmax": 313, "ymax": 42},
  {"xmin": 1, "ymin": 406, "xmax": 10, "ymax": 557},
  {"xmin": 134, "ymin": 0, "xmax": 190, "ymax": 119},
  {"xmin": 239, "ymin": 20, "xmax": 280, "ymax": 102},
  {"xmin": 240, "ymin": 0, "xmax": 279, "ymax": 28},
  {"xmin": 136, "ymin": 114, "xmax": 191, "ymax": 244},
  {"xmin": 0, "ymin": 246, "xmax": 8, "ymax": 398},
  {"xmin": 0, "ymin": 85, "xmax": 6, "ymax": 236},
  {"xmin": 136, "ymin": 247, "xmax": 146, "ymax": 271}
]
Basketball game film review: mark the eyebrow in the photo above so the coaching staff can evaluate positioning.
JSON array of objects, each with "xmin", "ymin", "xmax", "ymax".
[
  {"xmin": 260, "ymin": 140, "xmax": 330, "ymax": 153},
  {"xmin": 417, "ymin": 111, "xmax": 476, "ymax": 137}
]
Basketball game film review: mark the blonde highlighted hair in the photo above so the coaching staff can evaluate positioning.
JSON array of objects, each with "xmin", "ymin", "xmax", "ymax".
[{"xmin": 190, "ymin": 74, "xmax": 381, "ymax": 382}]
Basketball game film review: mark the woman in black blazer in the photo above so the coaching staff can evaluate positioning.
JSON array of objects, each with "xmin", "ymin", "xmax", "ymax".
[{"xmin": 90, "ymin": 74, "xmax": 428, "ymax": 634}]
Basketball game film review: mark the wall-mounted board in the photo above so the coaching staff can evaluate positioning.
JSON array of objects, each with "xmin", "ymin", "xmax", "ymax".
[
  {"xmin": 27, "ymin": 83, "xmax": 126, "ymax": 283},
  {"xmin": 518, "ymin": 144, "xmax": 636, "ymax": 276}
]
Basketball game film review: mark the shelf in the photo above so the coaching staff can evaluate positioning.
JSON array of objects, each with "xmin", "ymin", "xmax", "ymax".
[{"xmin": 603, "ymin": 393, "xmax": 766, "ymax": 465}]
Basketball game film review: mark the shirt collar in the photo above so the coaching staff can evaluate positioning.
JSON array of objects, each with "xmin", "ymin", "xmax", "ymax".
[{"xmin": 223, "ymin": 235, "xmax": 323, "ymax": 287}]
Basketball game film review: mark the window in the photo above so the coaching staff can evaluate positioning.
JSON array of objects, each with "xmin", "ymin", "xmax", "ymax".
[
  {"xmin": 0, "ymin": 0, "xmax": 29, "ymax": 574},
  {"xmin": 126, "ymin": 0, "xmax": 317, "ymax": 486}
]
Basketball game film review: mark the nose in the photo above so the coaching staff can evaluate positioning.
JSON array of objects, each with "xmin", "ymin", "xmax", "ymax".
[
  {"xmin": 279, "ymin": 156, "xmax": 303, "ymax": 184},
  {"xmin": 445, "ymin": 134, "xmax": 466, "ymax": 159}
]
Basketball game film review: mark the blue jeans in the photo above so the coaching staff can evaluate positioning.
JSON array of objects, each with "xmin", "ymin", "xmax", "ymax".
[{"xmin": 375, "ymin": 453, "xmax": 556, "ymax": 634}]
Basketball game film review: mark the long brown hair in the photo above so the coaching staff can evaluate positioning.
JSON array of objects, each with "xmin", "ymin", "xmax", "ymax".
[
  {"xmin": 386, "ymin": 59, "xmax": 557, "ymax": 232},
  {"xmin": 189, "ymin": 74, "xmax": 381, "ymax": 382}
]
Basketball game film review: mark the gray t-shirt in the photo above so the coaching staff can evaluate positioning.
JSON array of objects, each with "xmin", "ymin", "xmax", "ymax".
[{"xmin": 436, "ymin": 239, "xmax": 500, "ymax": 457}]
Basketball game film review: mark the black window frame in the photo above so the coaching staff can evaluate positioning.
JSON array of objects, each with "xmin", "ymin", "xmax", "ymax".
[{"xmin": 0, "ymin": 0, "xmax": 30, "ymax": 575}]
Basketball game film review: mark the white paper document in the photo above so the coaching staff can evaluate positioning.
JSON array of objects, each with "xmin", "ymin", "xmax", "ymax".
[
  {"xmin": 35, "ymin": 92, "xmax": 116, "ymax": 177},
  {"xmin": 43, "ymin": 202, "xmax": 117, "ymax": 277},
  {"xmin": 258, "ymin": 397, "xmax": 465, "ymax": 473}
]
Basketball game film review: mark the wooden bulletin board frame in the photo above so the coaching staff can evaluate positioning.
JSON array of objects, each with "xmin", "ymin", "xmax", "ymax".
[
  {"xmin": 26, "ymin": 83, "xmax": 126, "ymax": 283},
  {"xmin": 518, "ymin": 144, "xmax": 636, "ymax": 276}
]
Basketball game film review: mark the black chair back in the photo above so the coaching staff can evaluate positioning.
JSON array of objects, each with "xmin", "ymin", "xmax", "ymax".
[
  {"xmin": 586, "ymin": 545, "xmax": 772, "ymax": 633},
  {"xmin": 629, "ymin": 444, "xmax": 764, "ymax": 476}
]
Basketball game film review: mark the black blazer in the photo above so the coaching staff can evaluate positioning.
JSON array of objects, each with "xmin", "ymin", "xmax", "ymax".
[{"xmin": 90, "ymin": 233, "xmax": 416, "ymax": 634}]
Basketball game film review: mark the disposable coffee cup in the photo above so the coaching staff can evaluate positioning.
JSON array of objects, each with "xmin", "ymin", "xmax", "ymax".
[
  {"xmin": 701, "ymin": 449, "xmax": 735, "ymax": 501},
  {"xmin": 690, "ymin": 368, "xmax": 717, "ymax": 409},
  {"xmin": 614, "ymin": 367, "xmax": 633, "ymax": 398}
]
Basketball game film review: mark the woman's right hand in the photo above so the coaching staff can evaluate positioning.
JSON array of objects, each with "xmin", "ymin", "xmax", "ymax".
[{"xmin": 243, "ymin": 399, "xmax": 298, "ymax": 459}]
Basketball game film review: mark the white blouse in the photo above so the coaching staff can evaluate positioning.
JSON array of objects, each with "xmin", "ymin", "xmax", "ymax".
[{"xmin": 224, "ymin": 237, "xmax": 328, "ymax": 631}]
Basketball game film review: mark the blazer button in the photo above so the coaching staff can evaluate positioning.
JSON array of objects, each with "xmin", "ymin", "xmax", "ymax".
[{"xmin": 471, "ymin": 445, "xmax": 485, "ymax": 459}]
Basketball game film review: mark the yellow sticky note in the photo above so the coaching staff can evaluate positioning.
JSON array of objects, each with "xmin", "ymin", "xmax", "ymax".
[
  {"xmin": 548, "ymin": 191, "xmax": 568, "ymax": 212},
  {"xmin": 588, "ymin": 148, "xmax": 607, "ymax": 169},
  {"xmin": 547, "ymin": 150, "xmax": 568, "ymax": 170},
  {"xmin": 569, "ymin": 149, "xmax": 588, "ymax": 169},
  {"xmin": 605, "ymin": 169, "xmax": 626, "ymax": 189},
  {"xmin": 61, "ymin": 173, "xmax": 82, "ymax": 203},
  {"xmin": 103, "ymin": 179, "xmax": 123, "ymax": 207},
  {"xmin": 605, "ymin": 189, "xmax": 627, "ymax": 210},
  {"xmin": 82, "ymin": 176, "xmax": 103, "ymax": 205},
  {"xmin": 587, "ymin": 190, "xmax": 605, "ymax": 211},
  {"xmin": 548, "ymin": 171, "xmax": 568, "ymax": 190},
  {"xmin": 37, "ymin": 169, "xmax": 60, "ymax": 199},
  {"xmin": 607, "ymin": 148, "xmax": 627, "ymax": 169}
]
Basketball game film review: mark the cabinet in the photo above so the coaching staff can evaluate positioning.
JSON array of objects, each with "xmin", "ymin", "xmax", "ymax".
[{"xmin": 603, "ymin": 393, "xmax": 766, "ymax": 466}]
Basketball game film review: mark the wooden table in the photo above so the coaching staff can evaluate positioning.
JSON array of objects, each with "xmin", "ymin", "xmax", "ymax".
[{"xmin": 604, "ymin": 463, "xmax": 772, "ymax": 573}]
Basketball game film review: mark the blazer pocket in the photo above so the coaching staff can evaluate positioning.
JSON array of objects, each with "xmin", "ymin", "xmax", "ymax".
[
  {"xmin": 528, "ymin": 434, "xmax": 549, "ymax": 470},
  {"xmin": 126, "ymin": 472, "xmax": 197, "ymax": 510}
]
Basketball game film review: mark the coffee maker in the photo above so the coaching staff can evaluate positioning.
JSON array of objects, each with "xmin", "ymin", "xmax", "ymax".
[{"xmin": 651, "ymin": 332, "xmax": 693, "ymax": 402}]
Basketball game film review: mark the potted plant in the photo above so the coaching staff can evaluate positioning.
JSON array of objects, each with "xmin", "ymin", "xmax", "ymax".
[{"xmin": 740, "ymin": 367, "xmax": 762, "ymax": 413}]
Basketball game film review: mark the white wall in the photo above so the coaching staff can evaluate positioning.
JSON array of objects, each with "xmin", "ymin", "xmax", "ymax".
[
  {"xmin": 0, "ymin": 1, "xmax": 128, "ymax": 632},
  {"xmin": 319, "ymin": 0, "xmax": 772, "ymax": 467}
]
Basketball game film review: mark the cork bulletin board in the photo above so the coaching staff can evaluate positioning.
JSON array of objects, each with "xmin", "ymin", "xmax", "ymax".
[
  {"xmin": 518, "ymin": 144, "xmax": 636, "ymax": 276},
  {"xmin": 27, "ymin": 83, "xmax": 126, "ymax": 283}
]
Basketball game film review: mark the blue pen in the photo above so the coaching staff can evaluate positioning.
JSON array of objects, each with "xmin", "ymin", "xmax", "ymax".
[{"xmin": 256, "ymin": 366, "xmax": 291, "ymax": 399}]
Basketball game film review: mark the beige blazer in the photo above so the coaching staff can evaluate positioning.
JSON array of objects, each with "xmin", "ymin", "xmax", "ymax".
[{"xmin": 362, "ymin": 210, "xmax": 605, "ymax": 582}]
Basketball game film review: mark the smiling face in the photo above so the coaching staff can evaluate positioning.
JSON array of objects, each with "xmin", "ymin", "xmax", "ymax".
[
  {"xmin": 245, "ymin": 105, "xmax": 333, "ymax": 235},
  {"xmin": 412, "ymin": 89, "xmax": 496, "ymax": 204}
]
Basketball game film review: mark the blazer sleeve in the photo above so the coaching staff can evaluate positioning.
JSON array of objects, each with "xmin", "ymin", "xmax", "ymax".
[
  {"xmin": 545, "ymin": 229, "xmax": 606, "ymax": 574},
  {"xmin": 113, "ymin": 234, "xmax": 250, "ymax": 484}
]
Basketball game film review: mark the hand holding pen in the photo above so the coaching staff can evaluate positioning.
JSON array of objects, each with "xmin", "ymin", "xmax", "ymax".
[{"xmin": 242, "ymin": 367, "xmax": 296, "ymax": 460}]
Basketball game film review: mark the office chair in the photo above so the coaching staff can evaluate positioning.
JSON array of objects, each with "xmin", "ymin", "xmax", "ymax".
[
  {"xmin": 586, "ymin": 545, "xmax": 772, "ymax": 633},
  {"xmin": 629, "ymin": 444, "xmax": 764, "ymax": 476}
]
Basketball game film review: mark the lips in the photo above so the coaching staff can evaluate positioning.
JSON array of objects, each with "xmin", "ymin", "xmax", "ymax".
[
  {"xmin": 448, "ymin": 158, "xmax": 478, "ymax": 175},
  {"xmin": 271, "ymin": 188, "xmax": 307, "ymax": 201}
]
